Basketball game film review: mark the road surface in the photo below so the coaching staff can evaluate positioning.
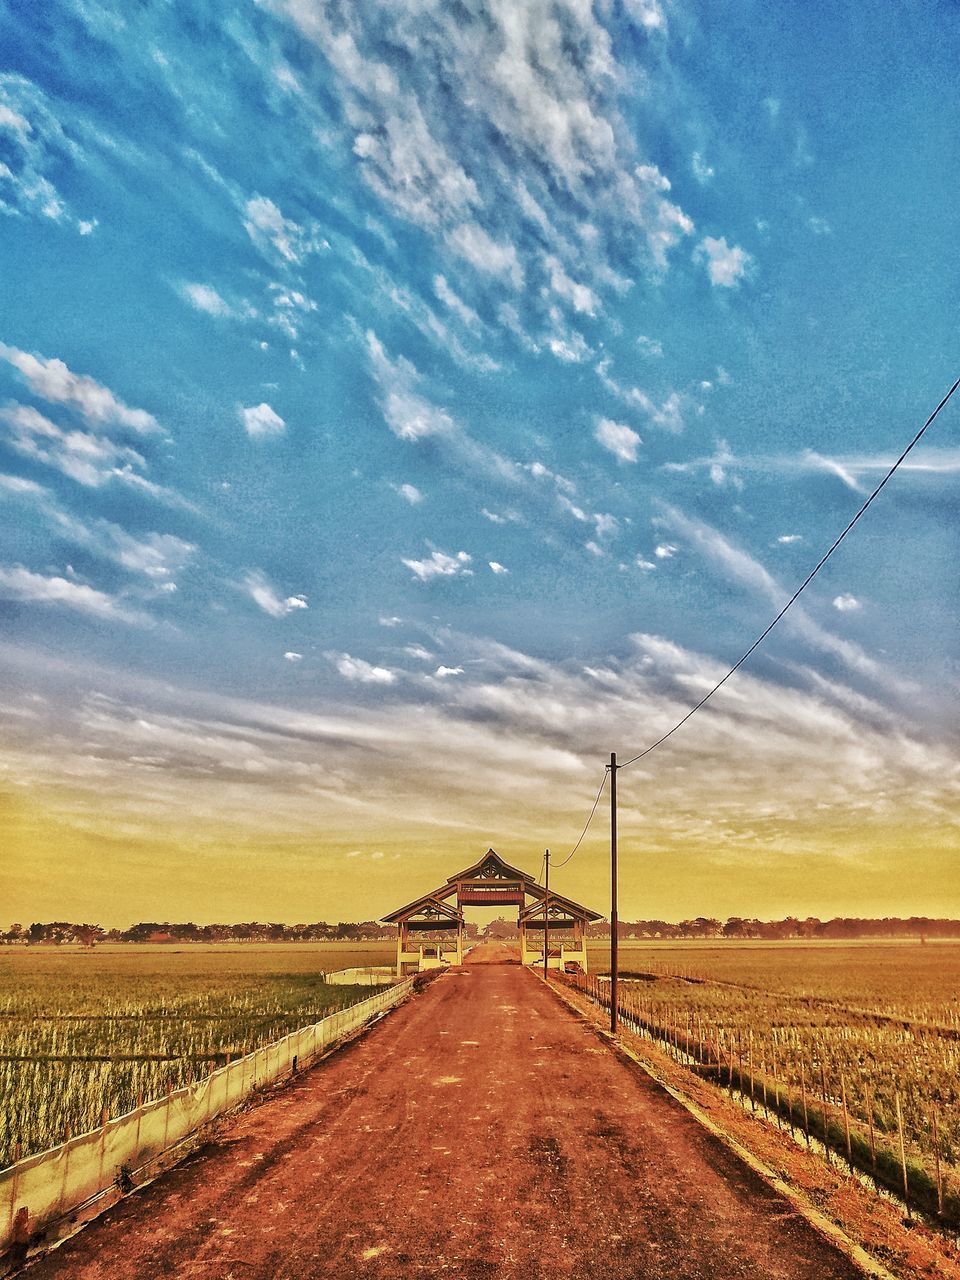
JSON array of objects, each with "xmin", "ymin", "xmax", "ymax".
[{"xmin": 26, "ymin": 945, "xmax": 864, "ymax": 1279}]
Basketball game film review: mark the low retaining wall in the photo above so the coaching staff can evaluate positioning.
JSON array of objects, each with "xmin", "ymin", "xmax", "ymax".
[
  {"xmin": 0, "ymin": 978, "xmax": 414, "ymax": 1264},
  {"xmin": 324, "ymin": 967, "xmax": 395, "ymax": 986}
]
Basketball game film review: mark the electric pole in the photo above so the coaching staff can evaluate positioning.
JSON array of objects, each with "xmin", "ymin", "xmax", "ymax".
[
  {"xmin": 610, "ymin": 752, "xmax": 618, "ymax": 1037},
  {"xmin": 543, "ymin": 848, "xmax": 550, "ymax": 979}
]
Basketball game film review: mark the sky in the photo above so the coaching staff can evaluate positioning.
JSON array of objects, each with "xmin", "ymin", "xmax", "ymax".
[{"xmin": 0, "ymin": 0, "xmax": 958, "ymax": 927}]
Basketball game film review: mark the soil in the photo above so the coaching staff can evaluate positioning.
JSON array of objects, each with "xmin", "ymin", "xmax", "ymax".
[{"xmin": 24, "ymin": 944, "xmax": 877, "ymax": 1279}]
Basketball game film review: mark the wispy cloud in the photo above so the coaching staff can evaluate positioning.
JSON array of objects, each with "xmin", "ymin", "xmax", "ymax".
[
  {"xmin": 243, "ymin": 571, "xmax": 308, "ymax": 617},
  {"xmin": 0, "ymin": 75, "xmax": 94, "ymax": 233},
  {"xmin": 179, "ymin": 282, "xmax": 234, "ymax": 317},
  {"xmin": 0, "ymin": 343, "xmax": 159, "ymax": 433},
  {"xmin": 658, "ymin": 505, "xmax": 902, "ymax": 690},
  {"xmin": 243, "ymin": 194, "xmax": 322, "ymax": 265},
  {"xmin": 0, "ymin": 564, "xmax": 151, "ymax": 625},
  {"xmin": 269, "ymin": 0, "xmax": 703, "ymax": 350}
]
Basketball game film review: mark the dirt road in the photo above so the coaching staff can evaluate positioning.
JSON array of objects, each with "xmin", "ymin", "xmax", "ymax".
[{"xmin": 26, "ymin": 946, "xmax": 865, "ymax": 1279}]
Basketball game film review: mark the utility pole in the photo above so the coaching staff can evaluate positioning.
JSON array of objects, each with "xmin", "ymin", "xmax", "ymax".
[
  {"xmin": 543, "ymin": 849, "xmax": 550, "ymax": 980},
  {"xmin": 610, "ymin": 752, "xmax": 618, "ymax": 1037}
]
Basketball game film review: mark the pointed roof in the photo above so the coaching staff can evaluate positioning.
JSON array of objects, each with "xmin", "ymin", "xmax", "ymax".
[
  {"xmin": 519, "ymin": 890, "xmax": 602, "ymax": 923},
  {"xmin": 445, "ymin": 848, "xmax": 536, "ymax": 885},
  {"xmin": 381, "ymin": 892, "xmax": 463, "ymax": 925}
]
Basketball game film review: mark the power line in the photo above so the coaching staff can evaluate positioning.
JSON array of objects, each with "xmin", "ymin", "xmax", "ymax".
[
  {"xmin": 553, "ymin": 768, "xmax": 608, "ymax": 868},
  {"xmin": 618, "ymin": 372, "xmax": 960, "ymax": 771}
]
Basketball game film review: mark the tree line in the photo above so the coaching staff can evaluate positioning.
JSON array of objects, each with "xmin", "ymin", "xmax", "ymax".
[{"xmin": 4, "ymin": 916, "xmax": 960, "ymax": 945}]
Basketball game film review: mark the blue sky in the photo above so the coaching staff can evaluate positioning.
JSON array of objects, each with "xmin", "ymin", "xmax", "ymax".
[{"xmin": 1, "ymin": 1, "xmax": 958, "ymax": 924}]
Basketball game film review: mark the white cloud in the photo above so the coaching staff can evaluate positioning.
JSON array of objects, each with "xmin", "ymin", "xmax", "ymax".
[
  {"xmin": 623, "ymin": 0, "xmax": 667, "ymax": 30},
  {"xmin": 446, "ymin": 222, "xmax": 524, "ymax": 288},
  {"xmin": 243, "ymin": 571, "xmax": 308, "ymax": 618},
  {"xmin": 0, "ymin": 402, "xmax": 147, "ymax": 488},
  {"xmin": 393, "ymin": 482, "xmax": 423, "ymax": 505},
  {"xmin": 635, "ymin": 557, "xmax": 657, "ymax": 570},
  {"xmin": 434, "ymin": 665, "xmax": 464, "ymax": 678},
  {"xmin": 271, "ymin": 0, "xmax": 697, "ymax": 344},
  {"xmin": 488, "ymin": 561, "xmax": 509, "ymax": 575},
  {"xmin": 654, "ymin": 543, "xmax": 677, "ymax": 559},
  {"xmin": 0, "ymin": 343, "xmax": 159, "ymax": 433},
  {"xmin": 366, "ymin": 332, "xmax": 456, "ymax": 441},
  {"xmin": 404, "ymin": 645, "xmax": 434, "ymax": 661},
  {"xmin": 180, "ymin": 283, "xmax": 233, "ymax": 317},
  {"xmin": 328, "ymin": 652, "xmax": 397, "ymax": 684},
  {"xmin": 0, "ymin": 77, "xmax": 92, "ymax": 233},
  {"xmin": 284, "ymin": 651, "xmax": 303, "ymax": 662},
  {"xmin": 0, "ymin": 564, "xmax": 150, "ymax": 625},
  {"xmin": 696, "ymin": 236, "xmax": 752, "ymax": 287},
  {"xmin": 691, "ymin": 151, "xmax": 714, "ymax": 184},
  {"xmin": 243, "ymin": 195, "xmax": 315, "ymax": 264},
  {"xmin": 778, "ymin": 534, "xmax": 803, "ymax": 545},
  {"xmin": 803, "ymin": 450, "xmax": 866, "ymax": 494},
  {"xmin": 239, "ymin": 402, "xmax": 285, "ymax": 439},
  {"xmin": 544, "ymin": 255, "xmax": 599, "ymax": 316},
  {"xmin": 585, "ymin": 540, "xmax": 604, "ymax": 557},
  {"xmin": 597, "ymin": 359, "xmax": 685, "ymax": 433},
  {"xmin": 432, "ymin": 274, "xmax": 481, "ymax": 329},
  {"xmin": 636, "ymin": 335, "xmax": 663, "ymax": 358},
  {"xmin": 833, "ymin": 594, "xmax": 861, "ymax": 613},
  {"xmin": 595, "ymin": 416, "xmax": 641, "ymax": 463},
  {"xmin": 402, "ymin": 549, "xmax": 473, "ymax": 582},
  {"xmin": 379, "ymin": 615, "xmax": 403, "ymax": 628}
]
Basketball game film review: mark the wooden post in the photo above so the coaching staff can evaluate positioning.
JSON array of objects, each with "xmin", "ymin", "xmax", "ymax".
[
  {"xmin": 931, "ymin": 1107, "xmax": 944, "ymax": 1217},
  {"xmin": 840, "ymin": 1073, "xmax": 852, "ymax": 1168},
  {"xmin": 819, "ymin": 1055, "xmax": 831, "ymax": 1164},
  {"xmin": 748, "ymin": 1031, "xmax": 755, "ymax": 1112},
  {"xmin": 864, "ymin": 1079, "xmax": 877, "ymax": 1177},
  {"xmin": 800, "ymin": 1059, "xmax": 810, "ymax": 1147},
  {"xmin": 772, "ymin": 1036, "xmax": 782, "ymax": 1129},
  {"xmin": 895, "ymin": 1092, "xmax": 910, "ymax": 1214}
]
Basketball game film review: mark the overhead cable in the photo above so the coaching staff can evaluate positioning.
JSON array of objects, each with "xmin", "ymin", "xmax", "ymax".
[{"xmin": 619, "ymin": 372, "xmax": 960, "ymax": 771}]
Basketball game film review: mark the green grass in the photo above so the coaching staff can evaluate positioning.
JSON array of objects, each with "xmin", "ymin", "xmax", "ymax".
[{"xmin": 0, "ymin": 941, "xmax": 397, "ymax": 1166}]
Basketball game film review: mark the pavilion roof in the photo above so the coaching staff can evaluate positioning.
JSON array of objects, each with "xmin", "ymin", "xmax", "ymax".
[{"xmin": 381, "ymin": 848, "xmax": 602, "ymax": 925}]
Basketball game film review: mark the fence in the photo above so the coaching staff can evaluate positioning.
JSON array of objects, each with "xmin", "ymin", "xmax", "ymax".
[
  {"xmin": 0, "ymin": 978, "xmax": 413, "ymax": 1262},
  {"xmin": 565, "ymin": 971, "xmax": 960, "ymax": 1228}
]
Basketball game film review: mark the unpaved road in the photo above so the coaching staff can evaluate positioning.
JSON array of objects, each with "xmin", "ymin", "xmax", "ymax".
[{"xmin": 27, "ymin": 945, "xmax": 864, "ymax": 1279}]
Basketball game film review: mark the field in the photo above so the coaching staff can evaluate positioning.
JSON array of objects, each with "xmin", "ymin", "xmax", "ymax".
[
  {"xmin": 584, "ymin": 939, "xmax": 960, "ymax": 1222},
  {"xmin": 0, "ymin": 941, "xmax": 396, "ymax": 1168}
]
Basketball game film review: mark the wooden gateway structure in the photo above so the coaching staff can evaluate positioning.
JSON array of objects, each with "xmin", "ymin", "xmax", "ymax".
[{"xmin": 381, "ymin": 849, "xmax": 602, "ymax": 977}]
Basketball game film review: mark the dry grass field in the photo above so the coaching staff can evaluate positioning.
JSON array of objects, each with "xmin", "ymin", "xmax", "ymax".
[
  {"xmin": 585, "ymin": 939, "xmax": 960, "ymax": 1222},
  {"xmin": 0, "ymin": 941, "xmax": 397, "ymax": 1166}
]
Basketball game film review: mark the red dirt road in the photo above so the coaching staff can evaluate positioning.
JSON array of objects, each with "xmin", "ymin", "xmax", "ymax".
[{"xmin": 27, "ymin": 946, "xmax": 865, "ymax": 1280}]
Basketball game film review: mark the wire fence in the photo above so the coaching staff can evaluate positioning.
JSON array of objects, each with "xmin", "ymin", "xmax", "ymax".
[{"xmin": 565, "ymin": 969, "xmax": 960, "ymax": 1228}]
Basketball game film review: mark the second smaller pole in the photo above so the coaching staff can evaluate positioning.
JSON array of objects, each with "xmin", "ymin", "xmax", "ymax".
[{"xmin": 543, "ymin": 849, "xmax": 550, "ymax": 979}]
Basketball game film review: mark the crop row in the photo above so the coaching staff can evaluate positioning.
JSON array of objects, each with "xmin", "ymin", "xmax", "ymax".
[{"xmin": 574, "ymin": 971, "xmax": 960, "ymax": 1225}]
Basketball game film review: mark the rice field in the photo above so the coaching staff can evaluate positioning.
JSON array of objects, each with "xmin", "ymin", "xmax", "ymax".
[
  {"xmin": 0, "ymin": 941, "xmax": 396, "ymax": 1167},
  {"xmin": 584, "ymin": 939, "xmax": 960, "ymax": 1223}
]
